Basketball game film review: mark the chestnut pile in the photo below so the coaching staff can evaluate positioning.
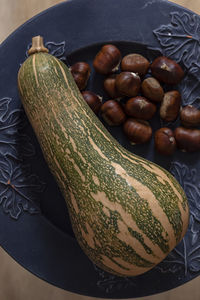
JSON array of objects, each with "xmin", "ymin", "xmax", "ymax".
[{"xmin": 69, "ymin": 44, "xmax": 200, "ymax": 155}]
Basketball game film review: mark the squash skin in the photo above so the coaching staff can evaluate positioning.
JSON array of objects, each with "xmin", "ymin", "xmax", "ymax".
[{"xmin": 18, "ymin": 52, "xmax": 189, "ymax": 277}]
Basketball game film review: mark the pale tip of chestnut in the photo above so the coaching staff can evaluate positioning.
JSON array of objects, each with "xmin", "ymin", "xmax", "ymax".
[
  {"xmin": 97, "ymin": 95, "xmax": 103, "ymax": 102},
  {"xmin": 111, "ymin": 62, "xmax": 120, "ymax": 73},
  {"xmin": 169, "ymin": 137, "xmax": 175, "ymax": 143},
  {"xmin": 130, "ymin": 72, "xmax": 139, "ymax": 78},
  {"xmin": 160, "ymin": 62, "xmax": 170, "ymax": 71}
]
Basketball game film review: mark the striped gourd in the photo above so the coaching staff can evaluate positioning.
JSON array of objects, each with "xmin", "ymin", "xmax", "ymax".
[{"xmin": 18, "ymin": 36, "xmax": 189, "ymax": 277}]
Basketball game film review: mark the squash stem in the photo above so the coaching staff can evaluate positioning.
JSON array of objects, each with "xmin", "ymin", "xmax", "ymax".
[{"xmin": 28, "ymin": 36, "xmax": 49, "ymax": 56}]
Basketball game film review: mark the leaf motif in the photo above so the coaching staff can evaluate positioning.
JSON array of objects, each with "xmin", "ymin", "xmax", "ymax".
[
  {"xmin": 0, "ymin": 155, "xmax": 45, "ymax": 219},
  {"xmin": 0, "ymin": 107, "xmax": 35, "ymax": 160},
  {"xmin": 0, "ymin": 109, "xmax": 24, "ymax": 135},
  {"xmin": 189, "ymin": 259, "xmax": 200, "ymax": 273},
  {"xmin": 156, "ymin": 238, "xmax": 186, "ymax": 276},
  {"xmin": 0, "ymin": 98, "xmax": 11, "ymax": 122},
  {"xmin": 45, "ymin": 41, "xmax": 66, "ymax": 58},
  {"xmin": 26, "ymin": 40, "xmax": 66, "ymax": 59},
  {"xmin": 157, "ymin": 161, "xmax": 200, "ymax": 277},
  {"xmin": 93, "ymin": 264, "xmax": 135, "ymax": 293},
  {"xmin": 170, "ymin": 162, "xmax": 200, "ymax": 224},
  {"xmin": 178, "ymin": 70, "xmax": 200, "ymax": 106},
  {"xmin": 153, "ymin": 12, "xmax": 200, "ymax": 69},
  {"xmin": 191, "ymin": 232, "xmax": 199, "ymax": 247}
]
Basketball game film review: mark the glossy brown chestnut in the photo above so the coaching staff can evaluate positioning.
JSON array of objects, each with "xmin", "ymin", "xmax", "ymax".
[
  {"xmin": 154, "ymin": 127, "xmax": 176, "ymax": 155},
  {"xmin": 174, "ymin": 127, "xmax": 200, "ymax": 152},
  {"xmin": 121, "ymin": 53, "xmax": 150, "ymax": 76},
  {"xmin": 103, "ymin": 75, "xmax": 120, "ymax": 99},
  {"xmin": 100, "ymin": 100, "xmax": 126, "ymax": 126},
  {"xmin": 180, "ymin": 105, "xmax": 200, "ymax": 127},
  {"xmin": 125, "ymin": 96, "xmax": 156, "ymax": 120},
  {"xmin": 141, "ymin": 77, "xmax": 164, "ymax": 102},
  {"xmin": 70, "ymin": 62, "xmax": 91, "ymax": 90},
  {"xmin": 151, "ymin": 56, "xmax": 184, "ymax": 85},
  {"xmin": 115, "ymin": 72, "xmax": 141, "ymax": 97},
  {"xmin": 81, "ymin": 91, "xmax": 102, "ymax": 114},
  {"xmin": 123, "ymin": 118, "xmax": 152, "ymax": 144},
  {"xmin": 160, "ymin": 90, "xmax": 181, "ymax": 122},
  {"xmin": 93, "ymin": 44, "xmax": 121, "ymax": 75}
]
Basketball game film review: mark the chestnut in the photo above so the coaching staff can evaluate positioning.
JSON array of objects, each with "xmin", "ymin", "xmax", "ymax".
[
  {"xmin": 81, "ymin": 91, "xmax": 102, "ymax": 114},
  {"xmin": 125, "ymin": 96, "xmax": 156, "ymax": 120},
  {"xmin": 160, "ymin": 90, "xmax": 181, "ymax": 122},
  {"xmin": 93, "ymin": 44, "xmax": 121, "ymax": 75},
  {"xmin": 174, "ymin": 127, "xmax": 200, "ymax": 152},
  {"xmin": 115, "ymin": 72, "xmax": 141, "ymax": 97},
  {"xmin": 100, "ymin": 100, "xmax": 126, "ymax": 126},
  {"xmin": 151, "ymin": 56, "xmax": 184, "ymax": 85},
  {"xmin": 121, "ymin": 53, "xmax": 150, "ymax": 76},
  {"xmin": 103, "ymin": 75, "xmax": 121, "ymax": 99},
  {"xmin": 154, "ymin": 127, "xmax": 176, "ymax": 155},
  {"xmin": 141, "ymin": 77, "xmax": 164, "ymax": 103},
  {"xmin": 180, "ymin": 105, "xmax": 200, "ymax": 128},
  {"xmin": 70, "ymin": 62, "xmax": 91, "ymax": 90},
  {"xmin": 123, "ymin": 118, "xmax": 152, "ymax": 144}
]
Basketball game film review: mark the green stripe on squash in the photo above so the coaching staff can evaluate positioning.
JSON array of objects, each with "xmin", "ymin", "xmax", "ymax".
[{"xmin": 18, "ymin": 36, "xmax": 189, "ymax": 277}]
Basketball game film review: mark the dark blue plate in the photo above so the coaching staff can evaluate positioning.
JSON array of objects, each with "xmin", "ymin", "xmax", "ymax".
[{"xmin": 0, "ymin": 0, "xmax": 200, "ymax": 298}]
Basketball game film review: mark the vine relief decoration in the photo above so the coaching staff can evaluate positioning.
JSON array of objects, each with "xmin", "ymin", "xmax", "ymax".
[{"xmin": 0, "ymin": 41, "xmax": 66, "ymax": 219}]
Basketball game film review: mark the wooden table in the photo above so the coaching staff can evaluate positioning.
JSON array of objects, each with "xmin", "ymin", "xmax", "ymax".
[{"xmin": 0, "ymin": 1, "xmax": 200, "ymax": 299}]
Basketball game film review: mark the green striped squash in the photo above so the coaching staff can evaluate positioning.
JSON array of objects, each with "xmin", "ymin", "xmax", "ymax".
[{"xmin": 18, "ymin": 36, "xmax": 189, "ymax": 277}]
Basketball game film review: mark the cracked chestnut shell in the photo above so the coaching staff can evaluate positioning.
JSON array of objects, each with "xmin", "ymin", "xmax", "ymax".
[
  {"xmin": 180, "ymin": 105, "xmax": 200, "ymax": 128},
  {"xmin": 123, "ymin": 118, "xmax": 152, "ymax": 144},
  {"xmin": 174, "ymin": 127, "xmax": 200, "ymax": 152},
  {"xmin": 154, "ymin": 127, "xmax": 176, "ymax": 156},
  {"xmin": 151, "ymin": 56, "xmax": 184, "ymax": 85},
  {"xmin": 125, "ymin": 96, "xmax": 156, "ymax": 120},
  {"xmin": 93, "ymin": 44, "xmax": 121, "ymax": 75}
]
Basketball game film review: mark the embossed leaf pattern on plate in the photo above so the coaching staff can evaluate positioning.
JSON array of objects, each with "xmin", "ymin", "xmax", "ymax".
[
  {"xmin": 0, "ymin": 154, "xmax": 45, "ymax": 219},
  {"xmin": 153, "ymin": 11, "xmax": 200, "ymax": 106},
  {"xmin": 153, "ymin": 12, "xmax": 200, "ymax": 69},
  {"xmin": 0, "ymin": 98, "xmax": 46, "ymax": 219},
  {"xmin": 0, "ymin": 108, "xmax": 35, "ymax": 160}
]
